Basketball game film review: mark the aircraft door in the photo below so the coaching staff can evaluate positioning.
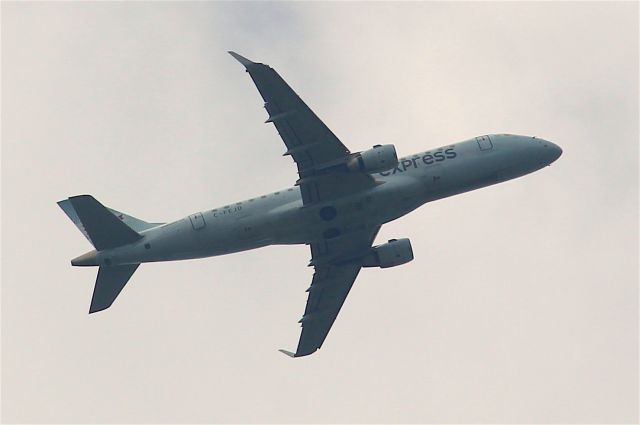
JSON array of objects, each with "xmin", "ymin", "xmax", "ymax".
[
  {"xmin": 189, "ymin": 212, "xmax": 206, "ymax": 230},
  {"xmin": 476, "ymin": 135, "xmax": 493, "ymax": 151}
]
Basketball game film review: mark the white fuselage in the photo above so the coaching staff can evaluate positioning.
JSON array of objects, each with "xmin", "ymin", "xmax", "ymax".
[{"xmin": 77, "ymin": 134, "xmax": 561, "ymax": 267}]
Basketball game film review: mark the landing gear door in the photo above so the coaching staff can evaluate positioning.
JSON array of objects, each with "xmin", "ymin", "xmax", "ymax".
[
  {"xmin": 476, "ymin": 135, "xmax": 493, "ymax": 151},
  {"xmin": 189, "ymin": 212, "xmax": 206, "ymax": 230}
]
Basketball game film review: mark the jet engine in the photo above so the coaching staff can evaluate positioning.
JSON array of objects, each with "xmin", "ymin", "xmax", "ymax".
[
  {"xmin": 347, "ymin": 144, "xmax": 398, "ymax": 174},
  {"xmin": 362, "ymin": 238, "xmax": 414, "ymax": 268}
]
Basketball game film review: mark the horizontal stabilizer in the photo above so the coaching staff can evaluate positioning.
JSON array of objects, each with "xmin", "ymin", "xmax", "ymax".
[
  {"xmin": 90, "ymin": 264, "xmax": 140, "ymax": 313},
  {"xmin": 59, "ymin": 195, "xmax": 142, "ymax": 250}
]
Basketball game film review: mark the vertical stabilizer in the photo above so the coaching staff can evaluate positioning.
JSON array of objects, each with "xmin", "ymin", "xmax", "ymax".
[
  {"xmin": 59, "ymin": 195, "xmax": 146, "ymax": 313},
  {"xmin": 58, "ymin": 195, "xmax": 142, "ymax": 250}
]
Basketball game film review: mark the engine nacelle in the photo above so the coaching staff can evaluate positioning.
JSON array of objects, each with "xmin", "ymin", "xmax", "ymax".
[
  {"xmin": 362, "ymin": 238, "xmax": 414, "ymax": 268},
  {"xmin": 347, "ymin": 144, "xmax": 398, "ymax": 174}
]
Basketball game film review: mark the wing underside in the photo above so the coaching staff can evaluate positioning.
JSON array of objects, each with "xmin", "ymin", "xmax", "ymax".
[
  {"xmin": 283, "ymin": 225, "xmax": 381, "ymax": 357},
  {"xmin": 229, "ymin": 51, "xmax": 376, "ymax": 205},
  {"xmin": 229, "ymin": 52, "xmax": 382, "ymax": 357}
]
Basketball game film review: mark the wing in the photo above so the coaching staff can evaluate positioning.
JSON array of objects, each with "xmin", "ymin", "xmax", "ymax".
[
  {"xmin": 280, "ymin": 225, "xmax": 381, "ymax": 358},
  {"xmin": 229, "ymin": 52, "xmax": 376, "ymax": 205}
]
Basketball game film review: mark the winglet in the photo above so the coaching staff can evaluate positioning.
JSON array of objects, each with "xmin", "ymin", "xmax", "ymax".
[
  {"xmin": 278, "ymin": 349, "xmax": 297, "ymax": 358},
  {"xmin": 228, "ymin": 51, "xmax": 256, "ymax": 68}
]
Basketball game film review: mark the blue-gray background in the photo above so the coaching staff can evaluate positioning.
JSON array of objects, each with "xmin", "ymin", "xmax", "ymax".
[{"xmin": 2, "ymin": 2, "xmax": 638, "ymax": 423}]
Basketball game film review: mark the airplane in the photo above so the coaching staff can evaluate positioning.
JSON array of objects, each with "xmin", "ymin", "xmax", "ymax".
[{"xmin": 58, "ymin": 51, "xmax": 562, "ymax": 358}]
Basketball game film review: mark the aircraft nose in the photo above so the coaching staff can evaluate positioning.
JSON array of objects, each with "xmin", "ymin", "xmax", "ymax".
[
  {"xmin": 535, "ymin": 138, "xmax": 562, "ymax": 165},
  {"xmin": 546, "ymin": 140, "xmax": 563, "ymax": 163}
]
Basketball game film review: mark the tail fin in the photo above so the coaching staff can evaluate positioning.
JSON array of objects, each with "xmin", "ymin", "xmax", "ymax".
[
  {"xmin": 57, "ymin": 195, "xmax": 162, "ymax": 250},
  {"xmin": 90, "ymin": 264, "xmax": 140, "ymax": 313},
  {"xmin": 58, "ymin": 195, "xmax": 152, "ymax": 313},
  {"xmin": 105, "ymin": 207, "xmax": 163, "ymax": 233},
  {"xmin": 58, "ymin": 195, "xmax": 141, "ymax": 250}
]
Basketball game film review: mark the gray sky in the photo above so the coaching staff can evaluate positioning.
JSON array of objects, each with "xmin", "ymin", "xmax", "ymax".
[{"xmin": 2, "ymin": 2, "xmax": 638, "ymax": 423}]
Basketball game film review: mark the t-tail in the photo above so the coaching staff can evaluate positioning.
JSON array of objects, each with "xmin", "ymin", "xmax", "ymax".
[{"xmin": 57, "ymin": 195, "xmax": 162, "ymax": 314}]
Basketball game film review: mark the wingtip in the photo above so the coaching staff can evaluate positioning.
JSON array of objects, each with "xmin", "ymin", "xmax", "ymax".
[
  {"xmin": 278, "ymin": 349, "xmax": 297, "ymax": 358},
  {"xmin": 89, "ymin": 306, "xmax": 107, "ymax": 314},
  {"xmin": 228, "ymin": 51, "xmax": 255, "ymax": 67}
]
